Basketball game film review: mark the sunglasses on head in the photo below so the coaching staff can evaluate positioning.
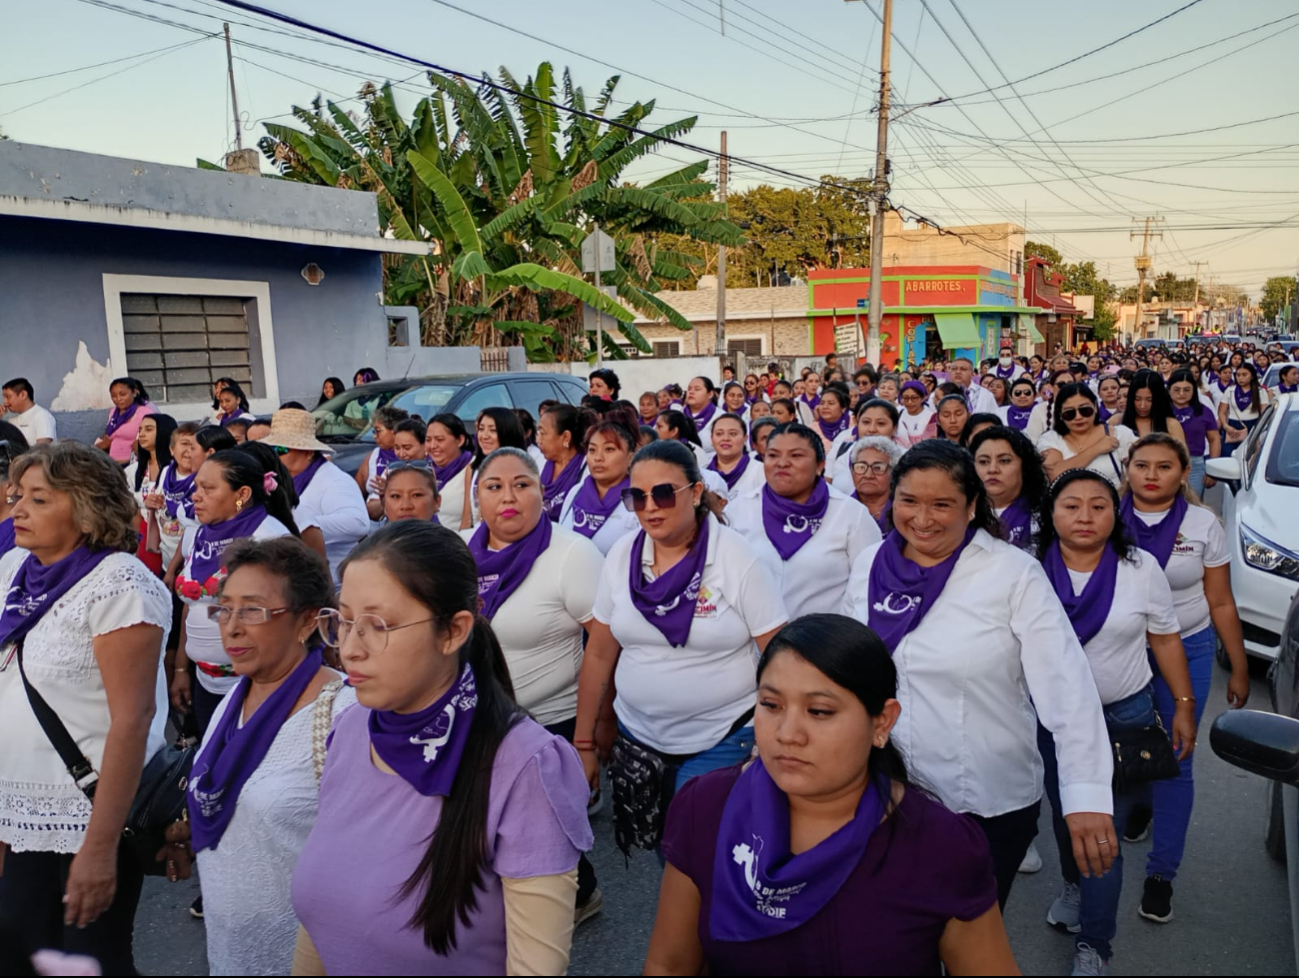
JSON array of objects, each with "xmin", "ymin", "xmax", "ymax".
[
  {"xmin": 620, "ymin": 481, "xmax": 696, "ymax": 513},
  {"xmin": 1060, "ymin": 405, "xmax": 1096, "ymax": 422}
]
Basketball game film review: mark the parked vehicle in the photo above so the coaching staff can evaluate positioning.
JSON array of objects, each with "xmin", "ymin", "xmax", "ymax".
[
  {"xmin": 312, "ymin": 372, "xmax": 589, "ymax": 474},
  {"xmin": 1264, "ymin": 362, "xmax": 1299, "ymax": 391},
  {"xmin": 1206, "ymin": 394, "xmax": 1299, "ymax": 660}
]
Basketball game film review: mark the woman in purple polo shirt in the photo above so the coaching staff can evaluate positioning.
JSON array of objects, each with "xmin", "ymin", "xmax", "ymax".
[
  {"xmin": 646, "ymin": 614, "xmax": 1014, "ymax": 976},
  {"xmin": 1167, "ymin": 369, "xmax": 1220, "ymax": 498}
]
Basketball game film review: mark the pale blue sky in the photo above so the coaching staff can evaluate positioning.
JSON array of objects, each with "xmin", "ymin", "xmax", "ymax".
[{"xmin": 4, "ymin": 0, "xmax": 1298, "ymax": 295}]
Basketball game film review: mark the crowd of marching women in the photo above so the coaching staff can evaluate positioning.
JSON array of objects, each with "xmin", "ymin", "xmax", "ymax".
[{"xmin": 0, "ymin": 334, "xmax": 1287, "ymax": 976}]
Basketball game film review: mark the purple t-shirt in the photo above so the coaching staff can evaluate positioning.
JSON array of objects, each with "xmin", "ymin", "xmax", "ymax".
[
  {"xmin": 1177, "ymin": 401, "xmax": 1218, "ymax": 458},
  {"xmin": 661, "ymin": 766, "xmax": 997, "ymax": 976},
  {"xmin": 291, "ymin": 705, "xmax": 592, "ymax": 976}
]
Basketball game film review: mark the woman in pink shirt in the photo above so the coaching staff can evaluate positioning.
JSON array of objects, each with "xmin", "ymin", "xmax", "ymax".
[{"xmin": 95, "ymin": 376, "xmax": 156, "ymax": 463}]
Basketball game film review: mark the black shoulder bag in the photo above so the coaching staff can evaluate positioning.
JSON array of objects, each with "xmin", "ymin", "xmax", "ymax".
[{"xmin": 16, "ymin": 640, "xmax": 194, "ymax": 875}]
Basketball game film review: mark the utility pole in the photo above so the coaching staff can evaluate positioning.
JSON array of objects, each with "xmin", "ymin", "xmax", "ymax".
[
  {"xmin": 865, "ymin": 0, "xmax": 892, "ymax": 367},
  {"xmin": 716, "ymin": 131, "xmax": 728, "ymax": 359},
  {"xmin": 224, "ymin": 23, "xmax": 242, "ymax": 150},
  {"xmin": 1131, "ymin": 216, "xmax": 1163, "ymax": 340}
]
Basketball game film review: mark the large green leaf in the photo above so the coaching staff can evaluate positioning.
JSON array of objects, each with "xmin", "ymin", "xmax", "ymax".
[
  {"xmin": 623, "ymin": 286, "xmax": 694, "ymax": 333},
  {"xmin": 602, "ymin": 186, "xmax": 700, "ymax": 226},
  {"xmin": 453, "ymin": 250, "xmax": 491, "ymax": 279},
  {"xmin": 479, "ymin": 196, "xmax": 544, "ymax": 241},
  {"xmin": 407, "ymin": 149, "xmax": 482, "ymax": 256},
  {"xmin": 489, "ymin": 263, "xmax": 633, "ymax": 322}
]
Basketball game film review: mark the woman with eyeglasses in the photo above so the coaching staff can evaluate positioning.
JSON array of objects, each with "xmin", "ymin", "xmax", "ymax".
[
  {"xmin": 896, "ymin": 381, "xmax": 937, "ymax": 449},
  {"xmin": 707, "ymin": 413, "xmax": 765, "ymax": 503},
  {"xmin": 1121, "ymin": 370, "xmax": 1187, "ymax": 447},
  {"xmin": 725, "ymin": 425, "xmax": 879, "ymax": 620},
  {"xmin": 365, "ymin": 416, "xmax": 429, "ymax": 522},
  {"xmin": 425, "ymin": 413, "xmax": 474, "ymax": 531},
  {"xmin": 829, "ymin": 398, "xmax": 900, "ymax": 488},
  {"xmin": 970, "ymin": 426, "xmax": 1046, "ymax": 553},
  {"xmin": 574, "ymin": 440, "xmax": 787, "ymax": 858},
  {"xmin": 160, "ymin": 538, "xmax": 354, "ymax": 975},
  {"xmin": 742, "ymin": 373, "xmax": 766, "ymax": 407},
  {"xmin": 1037, "ymin": 382, "xmax": 1136, "ymax": 486},
  {"xmin": 846, "ymin": 435, "xmax": 903, "ymax": 534},
  {"xmin": 1218, "ymin": 362, "xmax": 1272, "ymax": 447}
]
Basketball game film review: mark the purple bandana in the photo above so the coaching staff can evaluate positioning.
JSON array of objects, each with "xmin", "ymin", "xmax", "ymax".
[
  {"xmin": 628, "ymin": 517, "xmax": 710, "ymax": 648},
  {"xmin": 433, "ymin": 449, "xmax": 473, "ymax": 490},
  {"xmin": 1097, "ymin": 403, "xmax": 1115, "ymax": 423},
  {"xmin": 104, "ymin": 402, "xmax": 140, "ymax": 437},
  {"xmin": 568, "ymin": 475, "xmax": 629, "ymax": 537},
  {"xmin": 998, "ymin": 496, "xmax": 1034, "ymax": 551},
  {"xmin": 0, "ymin": 547, "xmax": 116, "ymax": 649},
  {"xmin": 189, "ymin": 505, "xmax": 269, "ymax": 584},
  {"xmin": 745, "ymin": 392, "xmax": 762, "ymax": 405},
  {"xmin": 1215, "ymin": 374, "xmax": 1231, "ymax": 393},
  {"xmin": 1281, "ymin": 383, "xmax": 1298, "ymax": 394},
  {"xmin": 866, "ymin": 528, "xmax": 974, "ymax": 653},
  {"xmin": 685, "ymin": 401, "xmax": 719, "ymax": 431},
  {"xmin": 1005, "ymin": 405, "xmax": 1034, "ymax": 430},
  {"xmin": 368, "ymin": 663, "xmax": 478, "ymax": 797},
  {"xmin": 188, "ymin": 649, "xmax": 323, "ymax": 851},
  {"xmin": 995, "ymin": 362, "xmax": 1018, "ymax": 380},
  {"xmin": 0, "ymin": 518, "xmax": 13, "ymax": 559},
  {"xmin": 798, "ymin": 393, "xmax": 821, "ymax": 413},
  {"xmin": 761, "ymin": 481, "xmax": 830, "ymax": 561},
  {"xmin": 1120, "ymin": 494, "xmax": 1188, "ymax": 569},
  {"xmin": 541, "ymin": 457, "xmax": 585, "ymax": 522},
  {"xmin": 372, "ymin": 447, "xmax": 399, "ymax": 480},
  {"xmin": 160, "ymin": 463, "xmax": 196, "ymax": 519},
  {"xmin": 710, "ymin": 760, "xmax": 886, "ymax": 942},
  {"xmin": 816, "ymin": 413, "xmax": 850, "ymax": 441},
  {"xmin": 218, "ymin": 411, "xmax": 247, "ymax": 428},
  {"xmin": 1042, "ymin": 540, "xmax": 1119, "ymax": 647},
  {"xmin": 1233, "ymin": 384, "xmax": 1255, "ymax": 412},
  {"xmin": 469, "ymin": 516, "xmax": 553, "ymax": 618},
  {"xmin": 708, "ymin": 453, "xmax": 752, "ymax": 492},
  {"xmin": 292, "ymin": 455, "xmax": 327, "ymax": 497},
  {"xmin": 868, "ymin": 498, "xmax": 892, "ymax": 534}
]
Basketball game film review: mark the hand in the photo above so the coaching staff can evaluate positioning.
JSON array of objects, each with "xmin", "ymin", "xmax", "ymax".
[
  {"xmin": 64, "ymin": 842, "xmax": 117, "ymax": 928},
  {"xmin": 170, "ymin": 669, "xmax": 192, "ymax": 713},
  {"xmin": 144, "ymin": 493, "xmax": 164, "ymax": 511},
  {"xmin": 366, "ymin": 474, "xmax": 386, "ymax": 496},
  {"xmin": 1171, "ymin": 703, "xmax": 1198, "ymax": 760},
  {"xmin": 580, "ymin": 748, "xmax": 600, "ymax": 794},
  {"xmin": 1228, "ymin": 669, "xmax": 1251, "ymax": 709},
  {"xmin": 1063, "ymin": 811, "xmax": 1117, "ymax": 878},
  {"xmin": 1204, "ymin": 476, "xmax": 1217, "ymax": 489},
  {"xmin": 1095, "ymin": 432, "xmax": 1120, "ymax": 454},
  {"xmin": 93, "ymin": 436, "xmax": 111, "ymax": 451}
]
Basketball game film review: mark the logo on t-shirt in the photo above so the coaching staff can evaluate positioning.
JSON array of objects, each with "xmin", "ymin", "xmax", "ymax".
[
  {"xmin": 873, "ymin": 593, "xmax": 921, "ymax": 615},
  {"xmin": 693, "ymin": 584, "xmax": 718, "ymax": 618}
]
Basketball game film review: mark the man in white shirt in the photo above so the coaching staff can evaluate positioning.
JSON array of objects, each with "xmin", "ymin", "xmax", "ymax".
[
  {"xmin": 2, "ymin": 378, "xmax": 57, "ymax": 444},
  {"xmin": 949, "ymin": 357, "xmax": 999, "ymax": 413}
]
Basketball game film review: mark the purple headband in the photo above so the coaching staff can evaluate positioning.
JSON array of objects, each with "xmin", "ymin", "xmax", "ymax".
[{"xmin": 900, "ymin": 380, "xmax": 928, "ymax": 398}]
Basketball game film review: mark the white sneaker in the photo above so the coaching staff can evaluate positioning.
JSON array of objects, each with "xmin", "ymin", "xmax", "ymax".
[
  {"xmin": 1070, "ymin": 942, "xmax": 1109, "ymax": 976},
  {"xmin": 1018, "ymin": 841, "xmax": 1043, "ymax": 873},
  {"xmin": 1047, "ymin": 882, "xmax": 1082, "ymax": 934}
]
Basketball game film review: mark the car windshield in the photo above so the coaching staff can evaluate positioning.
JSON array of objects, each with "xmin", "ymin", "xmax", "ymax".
[
  {"xmin": 1263, "ymin": 364, "xmax": 1299, "ymax": 389},
  {"xmin": 1266, "ymin": 409, "xmax": 1299, "ymax": 489},
  {"xmin": 312, "ymin": 386, "xmax": 402, "ymax": 441},
  {"xmin": 387, "ymin": 384, "xmax": 459, "ymax": 419}
]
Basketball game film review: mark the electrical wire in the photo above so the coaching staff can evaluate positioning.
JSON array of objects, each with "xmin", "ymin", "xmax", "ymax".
[{"xmin": 0, "ymin": 37, "xmax": 215, "ymax": 87}]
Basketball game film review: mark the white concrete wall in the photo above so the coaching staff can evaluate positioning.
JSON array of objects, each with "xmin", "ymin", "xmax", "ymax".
[{"xmin": 531, "ymin": 356, "xmax": 726, "ymax": 394}]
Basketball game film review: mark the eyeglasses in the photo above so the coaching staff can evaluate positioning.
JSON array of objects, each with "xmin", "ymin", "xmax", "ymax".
[
  {"xmin": 1060, "ymin": 405, "xmax": 1097, "ymax": 422},
  {"xmin": 273, "ymin": 445, "xmax": 291, "ymax": 456},
  {"xmin": 207, "ymin": 605, "xmax": 292, "ymax": 626},
  {"xmin": 852, "ymin": 461, "xmax": 891, "ymax": 475},
  {"xmin": 620, "ymin": 481, "xmax": 696, "ymax": 513},
  {"xmin": 315, "ymin": 608, "xmax": 439, "ymax": 655},
  {"xmin": 388, "ymin": 460, "xmax": 432, "ymax": 473}
]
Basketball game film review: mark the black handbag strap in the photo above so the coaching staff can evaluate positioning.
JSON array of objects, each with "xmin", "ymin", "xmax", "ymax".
[{"xmin": 14, "ymin": 640, "xmax": 99, "ymax": 800}]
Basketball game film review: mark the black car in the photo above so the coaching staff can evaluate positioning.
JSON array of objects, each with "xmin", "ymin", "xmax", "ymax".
[{"xmin": 312, "ymin": 372, "xmax": 589, "ymax": 474}]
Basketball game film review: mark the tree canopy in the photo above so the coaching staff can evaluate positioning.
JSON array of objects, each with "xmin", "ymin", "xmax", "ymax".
[
  {"xmin": 1025, "ymin": 241, "xmax": 1118, "ymax": 340},
  {"xmin": 1261, "ymin": 276, "xmax": 1294, "ymax": 323}
]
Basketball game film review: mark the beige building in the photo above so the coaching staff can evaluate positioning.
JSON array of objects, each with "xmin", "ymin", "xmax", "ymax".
[
  {"xmin": 632, "ymin": 285, "xmax": 808, "ymax": 359},
  {"xmin": 881, "ymin": 212, "xmax": 1026, "ymax": 276}
]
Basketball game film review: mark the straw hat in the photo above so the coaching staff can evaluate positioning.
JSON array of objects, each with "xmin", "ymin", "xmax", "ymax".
[{"xmin": 257, "ymin": 408, "xmax": 334, "ymax": 455}]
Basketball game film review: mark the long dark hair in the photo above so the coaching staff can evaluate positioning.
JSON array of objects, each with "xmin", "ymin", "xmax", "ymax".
[
  {"xmin": 133, "ymin": 413, "xmax": 176, "ymax": 492},
  {"xmin": 656, "ymin": 408, "xmax": 702, "ymax": 448},
  {"xmin": 857, "ymin": 397, "xmax": 899, "ymax": 426},
  {"xmin": 429, "ymin": 413, "xmax": 473, "ymax": 454},
  {"xmin": 890, "ymin": 439, "xmax": 999, "ymax": 536},
  {"xmin": 110, "ymin": 376, "xmax": 150, "ymax": 405},
  {"xmin": 1035, "ymin": 468, "xmax": 1136, "ymax": 562},
  {"xmin": 472, "ymin": 406, "xmax": 527, "ymax": 470},
  {"xmin": 195, "ymin": 424, "xmax": 237, "ymax": 457},
  {"xmin": 1232, "ymin": 362, "xmax": 1262, "ymax": 414},
  {"xmin": 630, "ymin": 438, "xmax": 726, "ymax": 527},
  {"xmin": 338, "ymin": 522, "xmax": 520, "ymax": 955},
  {"xmin": 218, "ymin": 381, "xmax": 251, "ymax": 414},
  {"xmin": 968, "ymin": 425, "xmax": 1049, "ymax": 525},
  {"xmin": 0, "ymin": 420, "xmax": 29, "ymax": 484},
  {"xmin": 959, "ymin": 412, "xmax": 1001, "ymax": 448},
  {"xmin": 1121, "ymin": 369, "xmax": 1177, "ymax": 432},
  {"xmin": 317, "ymin": 376, "xmax": 346, "ymax": 407},
  {"xmin": 205, "ymin": 448, "xmax": 300, "ymax": 537},
  {"xmin": 210, "ymin": 376, "xmax": 239, "ymax": 412},
  {"xmin": 1052, "ymin": 382, "xmax": 1102, "ymax": 435}
]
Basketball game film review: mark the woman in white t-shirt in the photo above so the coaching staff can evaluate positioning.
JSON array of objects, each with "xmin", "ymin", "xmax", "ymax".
[
  {"xmin": 1118, "ymin": 433, "xmax": 1249, "ymax": 920},
  {"xmin": 727, "ymin": 424, "xmax": 879, "ymax": 618},
  {"xmin": 560, "ymin": 417, "xmax": 640, "ymax": 554},
  {"xmin": 655, "ymin": 409, "xmax": 728, "ymax": 496},
  {"xmin": 828, "ymin": 398, "xmax": 899, "ymax": 487},
  {"xmin": 172, "ymin": 448, "xmax": 296, "ymax": 735},
  {"xmin": 1037, "ymin": 382, "xmax": 1136, "ymax": 487},
  {"xmin": 574, "ymin": 439, "xmax": 788, "ymax": 856},
  {"xmin": 1218, "ymin": 362, "xmax": 1274, "ymax": 447},
  {"xmin": 896, "ymin": 380, "xmax": 937, "ymax": 448},
  {"xmin": 1037, "ymin": 468, "xmax": 1195, "ymax": 977},
  {"xmin": 706, "ymin": 413, "xmax": 764, "ymax": 502},
  {"xmin": 425, "ymin": 413, "xmax": 474, "ymax": 531}
]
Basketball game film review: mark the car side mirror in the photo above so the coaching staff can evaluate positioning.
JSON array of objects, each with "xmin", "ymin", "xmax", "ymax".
[
  {"xmin": 1206, "ymin": 456, "xmax": 1243, "ymax": 482},
  {"xmin": 1211, "ymin": 710, "xmax": 1299, "ymax": 786}
]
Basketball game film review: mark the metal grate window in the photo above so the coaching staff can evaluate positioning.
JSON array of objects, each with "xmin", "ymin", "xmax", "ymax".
[
  {"xmin": 651, "ymin": 340, "xmax": 681, "ymax": 358},
  {"xmin": 120, "ymin": 294, "xmax": 252, "ymax": 404},
  {"xmin": 727, "ymin": 338, "xmax": 763, "ymax": 358}
]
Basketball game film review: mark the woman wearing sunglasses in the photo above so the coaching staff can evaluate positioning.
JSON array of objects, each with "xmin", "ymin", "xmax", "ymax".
[
  {"xmin": 1037, "ymin": 382, "xmax": 1136, "ymax": 486},
  {"xmin": 727, "ymin": 424, "xmax": 879, "ymax": 619},
  {"xmin": 163, "ymin": 537, "xmax": 353, "ymax": 976},
  {"xmin": 574, "ymin": 439, "xmax": 788, "ymax": 858}
]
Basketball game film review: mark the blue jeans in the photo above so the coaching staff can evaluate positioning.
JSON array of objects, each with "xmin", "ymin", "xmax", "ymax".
[
  {"xmin": 1147, "ymin": 626, "xmax": 1215, "ymax": 880},
  {"xmin": 1042, "ymin": 684, "xmax": 1157, "ymax": 961},
  {"xmin": 1188, "ymin": 456, "xmax": 1206, "ymax": 499},
  {"xmin": 674, "ymin": 723, "xmax": 755, "ymax": 791}
]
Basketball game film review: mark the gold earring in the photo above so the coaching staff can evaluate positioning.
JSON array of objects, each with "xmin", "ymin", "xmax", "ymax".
[{"xmin": 236, "ymin": 498, "xmax": 244, "ymax": 513}]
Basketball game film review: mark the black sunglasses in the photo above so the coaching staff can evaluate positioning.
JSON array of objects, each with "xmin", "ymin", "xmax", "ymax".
[
  {"xmin": 620, "ymin": 481, "xmax": 696, "ymax": 513},
  {"xmin": 1060, "ymin": 405, "xmax": 1096, "ymax": 422}
]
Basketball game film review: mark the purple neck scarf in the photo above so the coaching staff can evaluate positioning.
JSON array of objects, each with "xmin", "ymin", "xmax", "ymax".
[
  {"xmin": 469, "ymin": 516, "xmax": 553, "ymax": 618},
  {"xmin": 1216, "ymin": 374, "xmax": 1231, "ymax": 393},
  {"xmin": 1042, "ymin": 540, "xmax": 1119, "ymax": 647},
  {"xmin": 866, "ymin": 528, "xmax": 974, "ymax": 652},
  {"xmin": 161, "ymin": 463, "xmax": 196, "ymax": 519},
  {"xmin": 1120, "ymin": 494, "xmax": 1188, "ymax": 569},
  {"xmin": 0, "ymin": 518, "xmax": 16, "ymax": 559},
  {"xmin": 798, "ymin": 393, "xmax": 821, "ymax": 412},
  {"xmin": 373, "ymin": 446, "xmax": 399, "ymax": 480},
  {"xmin": 745, "ymin": 392, "xmax": 762, "ymax": 405},
  {"xmin": 568, "ymin": 475, "xmax": 629, "ymax": 537},
  {"xmin": 293, "ymin": 455, "xmax": 327, "ymax": 497},
  {"xmin": 710, "ymin": 760, "xmax": 886, "ymax": 942},
  {"xmin": 218, "ymin": 411, "xmax": 246, "ymax": 427},
  {"xmin": 817, "ymin": 413, "xmax": 850, "ymax": 441},
  {"xmin": 0, "ymin": 547, "xmax": 115, "ymax": 649},
  {"xmin": 628, "ymin": 517, "xmax": 710, "ymax": 648},
  {"xmin": 867, "ymin": 498, "xmax": 892, "ymax": 534},
  {"xmin": 761, "ymin": 481, "xmax": 830, "ymax": 561},
  {"xmin": 541, "ymin": 456, "xmax": 585, "ymax": 522},
  {"xmin": 368, "ymin": 663, "xmax": 478, "ymax": 797},
  {"xmin": 995, "ymin": 362, "xmax": 1018, "ymax": 379},
  {"xmin": 998, "ymin": 496, "xmax": 1034, "ymax": 551},
  {"xmin": 685, "ymin": 401, "xmax": 718, "ymax": 430},
  {"xmin": 188, "ymin": 649, "xmax": 323, "ymax": 851},
  {"xmin": 1097, "ymin": 403, "xmax": 1115, "ymax": 423},
  {"xmin": 1233, "ymin": 384, "xmax": 1255, "ymax": 411},
  {"xmin": 189, "ymin": 505, "xmax": 269, "ymax": 584},
  {"xmin": 433, "ymin": 450, "xmax": 473, "ymax": 490},
  {"xmin": 1280, "ymin": 383, "xmax": 1298, "ymax": 394},
  {"xmin": 105, "ymin": 402, "xmax": 140, "ymax": 437},
  {"xmin": 708, "ymin": 453, "xmax": 752, "ymax": 492},
  {"xmin": 1005, "ymin": 405, "xmax": 1034, "ymax": 430}
]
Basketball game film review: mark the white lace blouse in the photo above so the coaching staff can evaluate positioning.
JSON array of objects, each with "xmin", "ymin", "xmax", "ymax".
[{"xmin": 0, "ymin": 550, "xmax": 172, "ymax": 853}]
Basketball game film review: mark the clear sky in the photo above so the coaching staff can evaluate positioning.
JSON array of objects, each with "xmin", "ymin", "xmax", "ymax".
[{"xmin": 4, "ymin": 0, "xmax": 1298, "ymax": 297}]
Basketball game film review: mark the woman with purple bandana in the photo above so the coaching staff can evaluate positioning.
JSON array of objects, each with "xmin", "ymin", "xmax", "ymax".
[
  {"xmin": 292, "ymin": 522, "xmax": 592, "ymax": 974},
  {"xmin": 970, "ymin": 426, "xmax": 1046, "ymax": 553},
  {"xmin": 574, "ymin": 440, "xmax": 787, "ymax": 858},
  {"xmin": 560, "ymin": 418, "xmax": 640, "ymax": 554},
  {"xmin": 683, "ymin": 376, "xmax": 723, "ymax": 445},
  {"xmin": 537, "ymin": 404, "xmax": 590, "ymax": 524},
  {"xmin": 93, "ymin": 376, "xmax": 155, "ymax": 463}
]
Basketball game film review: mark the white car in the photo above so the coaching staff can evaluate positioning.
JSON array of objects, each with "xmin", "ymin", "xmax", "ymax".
[{"xmin": 1208, "ymin": 393, "xmax": 1299, "ymax": 659}]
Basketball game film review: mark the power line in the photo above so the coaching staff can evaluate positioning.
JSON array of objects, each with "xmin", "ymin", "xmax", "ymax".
[{"xmin": 0, "ymin": 37, "xmax": 214, "ymax": 87}]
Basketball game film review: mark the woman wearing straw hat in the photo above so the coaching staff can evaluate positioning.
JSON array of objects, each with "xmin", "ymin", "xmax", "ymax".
[{"xmin": 257, "ymin": 408, "xmax": 369, "ymax": 585}]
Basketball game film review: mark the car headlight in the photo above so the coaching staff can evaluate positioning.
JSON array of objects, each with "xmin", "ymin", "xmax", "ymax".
[{"xmin": 1241, "ymin": 524, "xmax": 1299, "ymax": 581}]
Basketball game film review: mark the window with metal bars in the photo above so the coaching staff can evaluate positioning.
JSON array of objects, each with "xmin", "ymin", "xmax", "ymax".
[
  {"xmin": 651, "ymin": 340, "xmax": 681, "ymax": 358},
  {"xmin": 727, "ymin": 338, "xmax": 763, "ymax": 358},
  {"xmin": 119, "ymin": 294, "xmax": 254, "ymax": 404}
]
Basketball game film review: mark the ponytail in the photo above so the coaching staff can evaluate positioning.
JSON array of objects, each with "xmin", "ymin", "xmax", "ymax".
[{"xmin": 229, "ymin": 442, "xmax": 302, "ymax": 537}]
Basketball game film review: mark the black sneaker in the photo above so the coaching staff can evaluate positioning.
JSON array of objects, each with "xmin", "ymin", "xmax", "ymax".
[
  {"xmin": 1139, "ymin": 874, "xmax": 1173, "ymax": 923},
  {"xmin": 189, "ymin": 895, "xmax": 204, "ymax": 920},
  {"xmin": 1124, "ymin": 804, "xmax": 1152, "ymax": 843}
]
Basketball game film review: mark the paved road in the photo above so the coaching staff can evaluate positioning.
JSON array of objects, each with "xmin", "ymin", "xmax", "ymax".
[{"xmin": 134, "ymin": 661, "xmax": 1293, "ymax": 976}]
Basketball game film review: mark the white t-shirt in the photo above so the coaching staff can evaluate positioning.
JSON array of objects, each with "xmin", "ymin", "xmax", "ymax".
[
  {"xmin": 294, "ymin": 459, "xmax": 369, "ymax": 585},
  {"xmin": 181, "ymin": 516, "xmax": 293, "ymax": 694},
  {"xmin": 7, "ymin": 403, "xmax": 57, "ymax": 443},
  {"xmin": 465, "ymin": 524, "xmax": 603, "ymax": 726},
  {"xmin": 1067, "ymin": 548, "xmax": 1180, "ymax": 705},
  {"xmin": 708, "ymin": 454, "xmax": 767, "ymax": 502},
  {"xmin": 436, "ymin": 465, "xmax": 471, "ymax": 531},
  {"xmin": 727, "ymin": 484, "xmax": 880, "ymax": 618},
  {"xmin": 1221, "ymin": 385, "xmax": 1272, "ymax": 426},
  {"xmin": 593, "ymin": 515, "xmax": 788, "ymax": 755},
  {"xmin": 1025, "ymin": 401, "xmax": 1052, "ymax": 443},
  {"xmin": 1036, "ymin": 424, "xmax": 1137, "ymax": 487},
  {"xmin": 559, "ymin": 479, "xmax": 641, "ymax": 556},
  {"xmin": 1132, "ymin": 504, "xmax": 1229, "ymax": 638},
  {"xmin": 896, "ymin": 407, "xmax": 935, "ymax": 449}
]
